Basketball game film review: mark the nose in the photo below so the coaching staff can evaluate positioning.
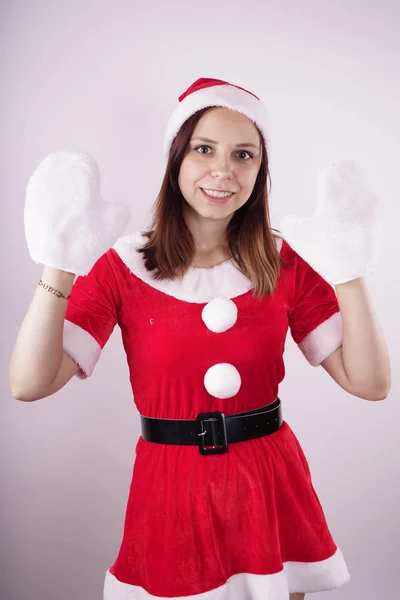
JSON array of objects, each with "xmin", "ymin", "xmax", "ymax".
[{"xmin": 210, "ymin": 155, "xmax": 233, "ymax": 180}]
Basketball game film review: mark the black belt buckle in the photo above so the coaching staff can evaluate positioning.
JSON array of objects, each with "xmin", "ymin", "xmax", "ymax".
[{"xmin": 195, "ymin": 412, "xmax": 228, "ymax": 455}]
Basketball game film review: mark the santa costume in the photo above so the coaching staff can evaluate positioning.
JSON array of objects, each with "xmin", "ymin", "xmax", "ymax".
[{"xmin": 59, "ymin": 78, "xmax": 353, "ymax": 598}]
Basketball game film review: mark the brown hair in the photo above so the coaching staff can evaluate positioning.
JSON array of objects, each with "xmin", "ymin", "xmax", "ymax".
[{"xmin": 138, "ymin": 107, "xmax": 290, "ymax": 299}]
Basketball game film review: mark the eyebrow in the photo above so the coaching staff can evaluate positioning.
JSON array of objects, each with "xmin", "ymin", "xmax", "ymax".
[{"xmin": 191, "ymin": 136, "xmax": 260, "ymax": 150}]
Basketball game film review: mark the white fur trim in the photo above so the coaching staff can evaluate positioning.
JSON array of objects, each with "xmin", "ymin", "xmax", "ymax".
[
  {"xmin": 163, "ymin": 84, "xmax": 271, "ymax": 159},
  {"xmin": 297, "ymin": 311, "xmax": 343, "ymax": 366},
  {"xmin": 284, "ymin": 547, "xmax": 350, "ymax": 593},
  {"xmin": 112, "ymin": 232, "xmax": 283, "ymax": 304},
  {"xmin": 103, "ymin": 547, "xmax": 349, "ymax": 598},
  {"xmin": 63, "ymin": 320, "xmax": 102, "ymax": 379}
]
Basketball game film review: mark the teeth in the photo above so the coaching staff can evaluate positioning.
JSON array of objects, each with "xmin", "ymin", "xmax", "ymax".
[{"xmin": 202, "ymin": 188, "xmax": 233, "ymax": 198}]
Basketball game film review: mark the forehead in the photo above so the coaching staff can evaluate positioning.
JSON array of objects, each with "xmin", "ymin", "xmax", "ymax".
[{"xmin": 192, "ymin": 107, "xmax": 260, "ymax": 144}]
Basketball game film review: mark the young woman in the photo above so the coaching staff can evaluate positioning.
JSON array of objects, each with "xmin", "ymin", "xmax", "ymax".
[{"xmin": 10, "ymin": 77, "xmax": 390, "ymax": 600}]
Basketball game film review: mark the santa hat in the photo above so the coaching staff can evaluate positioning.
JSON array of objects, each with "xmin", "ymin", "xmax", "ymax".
[{"xmin": 163, "ymin": 77, "xmax": 270, "ymax": 159}]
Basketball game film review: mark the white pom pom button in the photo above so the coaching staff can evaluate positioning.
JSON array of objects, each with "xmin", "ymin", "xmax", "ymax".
[
  {"xmin": 201, "ymin": 297, "xmax": 238, "ymax": 333},
  {"xmin": 204, "ymin": 363, "xmax": 241, "ymax": 399}
]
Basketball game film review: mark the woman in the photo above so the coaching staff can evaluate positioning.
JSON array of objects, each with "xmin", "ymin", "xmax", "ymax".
[{"xmin": 10, "ymin": 77, "xmax": 390, "ymax": 599}]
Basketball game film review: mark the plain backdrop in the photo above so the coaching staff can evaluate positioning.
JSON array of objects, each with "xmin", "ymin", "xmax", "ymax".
[{"xmin": 1, "ymin": 1, "xmax": 399, "ymax": 599}]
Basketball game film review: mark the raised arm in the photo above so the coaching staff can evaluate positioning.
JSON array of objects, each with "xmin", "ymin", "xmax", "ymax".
[{"xmin": 9, "ymin": 149, "xmax": 130, "ymax": 401}]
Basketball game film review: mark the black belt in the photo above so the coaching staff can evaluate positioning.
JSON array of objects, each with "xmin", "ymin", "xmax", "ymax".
[{"xmin": 140, "ymin": 397, "xmax": 283, "ymax": 455}]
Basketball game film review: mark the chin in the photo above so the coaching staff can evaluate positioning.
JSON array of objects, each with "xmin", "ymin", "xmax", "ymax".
[{"xmin": 202, "ymin": 210, "xmax": 236, "ymax": 224}]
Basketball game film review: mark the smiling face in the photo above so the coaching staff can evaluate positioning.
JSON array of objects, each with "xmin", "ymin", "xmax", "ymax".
[{"xmin": 178, "ymin": 107, "xmax": 262, "ymax": 227}]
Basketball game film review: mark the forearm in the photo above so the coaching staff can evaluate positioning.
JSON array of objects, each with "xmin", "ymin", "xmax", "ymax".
[
  {"xmin": 335, "ymin": 277, "xmax": 391, "ymax": 398},
  {"xmin": 9, "ymin": 267, "xmax": 75, "ymax": 399}
]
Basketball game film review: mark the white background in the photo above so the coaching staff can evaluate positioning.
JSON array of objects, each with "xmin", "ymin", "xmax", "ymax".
[{"xmin": 1, "ymin": 1, "xmax": 399, "ymax": 598}]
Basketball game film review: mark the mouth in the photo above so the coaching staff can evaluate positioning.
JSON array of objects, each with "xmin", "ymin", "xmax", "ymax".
[{"xmin": 200, "ymin": 188, "xmax": 235, "ymax": 204}]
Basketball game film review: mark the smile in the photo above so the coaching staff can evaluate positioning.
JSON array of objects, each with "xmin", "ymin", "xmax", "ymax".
[{"xmin": 201, "ymin": 188, "xmax": 235, "ymax": 201}]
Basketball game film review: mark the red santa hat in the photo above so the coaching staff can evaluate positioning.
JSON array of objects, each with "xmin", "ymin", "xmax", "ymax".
[{"xmin": 163, "ymin": 77, "xmax": 271, "ymax": 159}]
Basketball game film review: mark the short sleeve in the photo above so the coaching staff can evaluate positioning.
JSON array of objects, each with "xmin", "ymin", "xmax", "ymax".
[
  {"xmin": 288, "ymin": 247, "xmax": 343, "ymax": 366},
  {"xmin": 63, "ymin": 251, "xmax": 120, "ymax": 379}
]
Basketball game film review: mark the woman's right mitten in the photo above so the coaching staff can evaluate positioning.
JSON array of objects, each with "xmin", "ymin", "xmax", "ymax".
[{"xmin": 24, "ymin": 149, "xmax": 131, "ymax": 275}]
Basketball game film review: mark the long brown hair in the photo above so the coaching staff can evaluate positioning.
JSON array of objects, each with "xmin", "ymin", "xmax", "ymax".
[{"xmin": 138, "ymin": 107, "xmax": 290, "ymax": 299}]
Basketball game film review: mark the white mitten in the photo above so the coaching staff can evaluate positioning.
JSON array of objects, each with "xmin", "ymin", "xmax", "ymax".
[
  {"xmin": 24, "ymin": 149, "xmax": 131, "ymax": 275},
  {"xmin": 279, "ymin": 159, "xmax": 383, "ymax": 285}
]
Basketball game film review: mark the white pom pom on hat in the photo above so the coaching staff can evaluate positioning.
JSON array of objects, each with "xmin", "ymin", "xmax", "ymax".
[{"xmin": 163, "ymin": 77, "xmax": 271, "ymax": 160}]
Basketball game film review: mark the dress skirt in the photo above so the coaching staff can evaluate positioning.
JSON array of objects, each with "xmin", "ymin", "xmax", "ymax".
[{"xmin": 103, "ymin": 420, "xmax": 350, "ymax": 599}]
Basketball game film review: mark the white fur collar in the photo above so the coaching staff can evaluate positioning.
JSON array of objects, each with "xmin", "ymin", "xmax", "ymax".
[{"xmin": 112, "ymin": 232, "xmax": 283, "ymax": 304}]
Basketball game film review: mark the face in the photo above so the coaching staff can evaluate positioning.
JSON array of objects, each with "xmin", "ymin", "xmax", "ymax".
[{"xmin": 178, "ymin": 107, "xmax": 262, "ymax": 225}]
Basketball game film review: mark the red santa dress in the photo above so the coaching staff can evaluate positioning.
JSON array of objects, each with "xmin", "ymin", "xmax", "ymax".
[{"xmin": 63, "ymin": 230, "xmax": 350, "ymax": 599}]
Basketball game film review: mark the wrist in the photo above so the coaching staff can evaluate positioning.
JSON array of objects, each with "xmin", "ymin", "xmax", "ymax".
[{"xmin": 41, "ymin": 266, "xmax": 76, "ymax": 296}]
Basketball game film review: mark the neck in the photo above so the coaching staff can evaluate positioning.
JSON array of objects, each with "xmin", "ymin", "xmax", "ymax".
[
  {"xmin": 191, "ymin": 249, "xmax": 231, "ymax": 269},
  {"xmin": 184, "ymin": 205, "xmax": 230, "ymax": 264}
]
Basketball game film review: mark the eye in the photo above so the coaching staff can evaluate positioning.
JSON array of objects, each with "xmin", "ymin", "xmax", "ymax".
[
  {"xmin": 236, "ymin": 150, "xmax": 254, "ymax": 160},
  {"xmin": 195, "ymin": 145, "xmax": 212, "ymax": 154},
  {"xmin": 194, "ymin": 145, "xmax": 254, "ymax": 160}
]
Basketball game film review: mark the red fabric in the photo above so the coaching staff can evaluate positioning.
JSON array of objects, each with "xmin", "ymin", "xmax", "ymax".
[
  {"xmin": 287, "ymin": 245, "xmax": 340, "ymax": 345},
  {"xmin": 109, "ymin": 421, "xmax": 338, "ymax": 597},
  {"xmin": 64, "ymin": 239, "xmax": 342, "ymax": 597},
  {"xmin": 65, "ymin": 252, "xmax": 121, "ymax": 350},
  {"xmin": 178, "ymin": 77, "xmax": 261, "ymax": 103}
]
